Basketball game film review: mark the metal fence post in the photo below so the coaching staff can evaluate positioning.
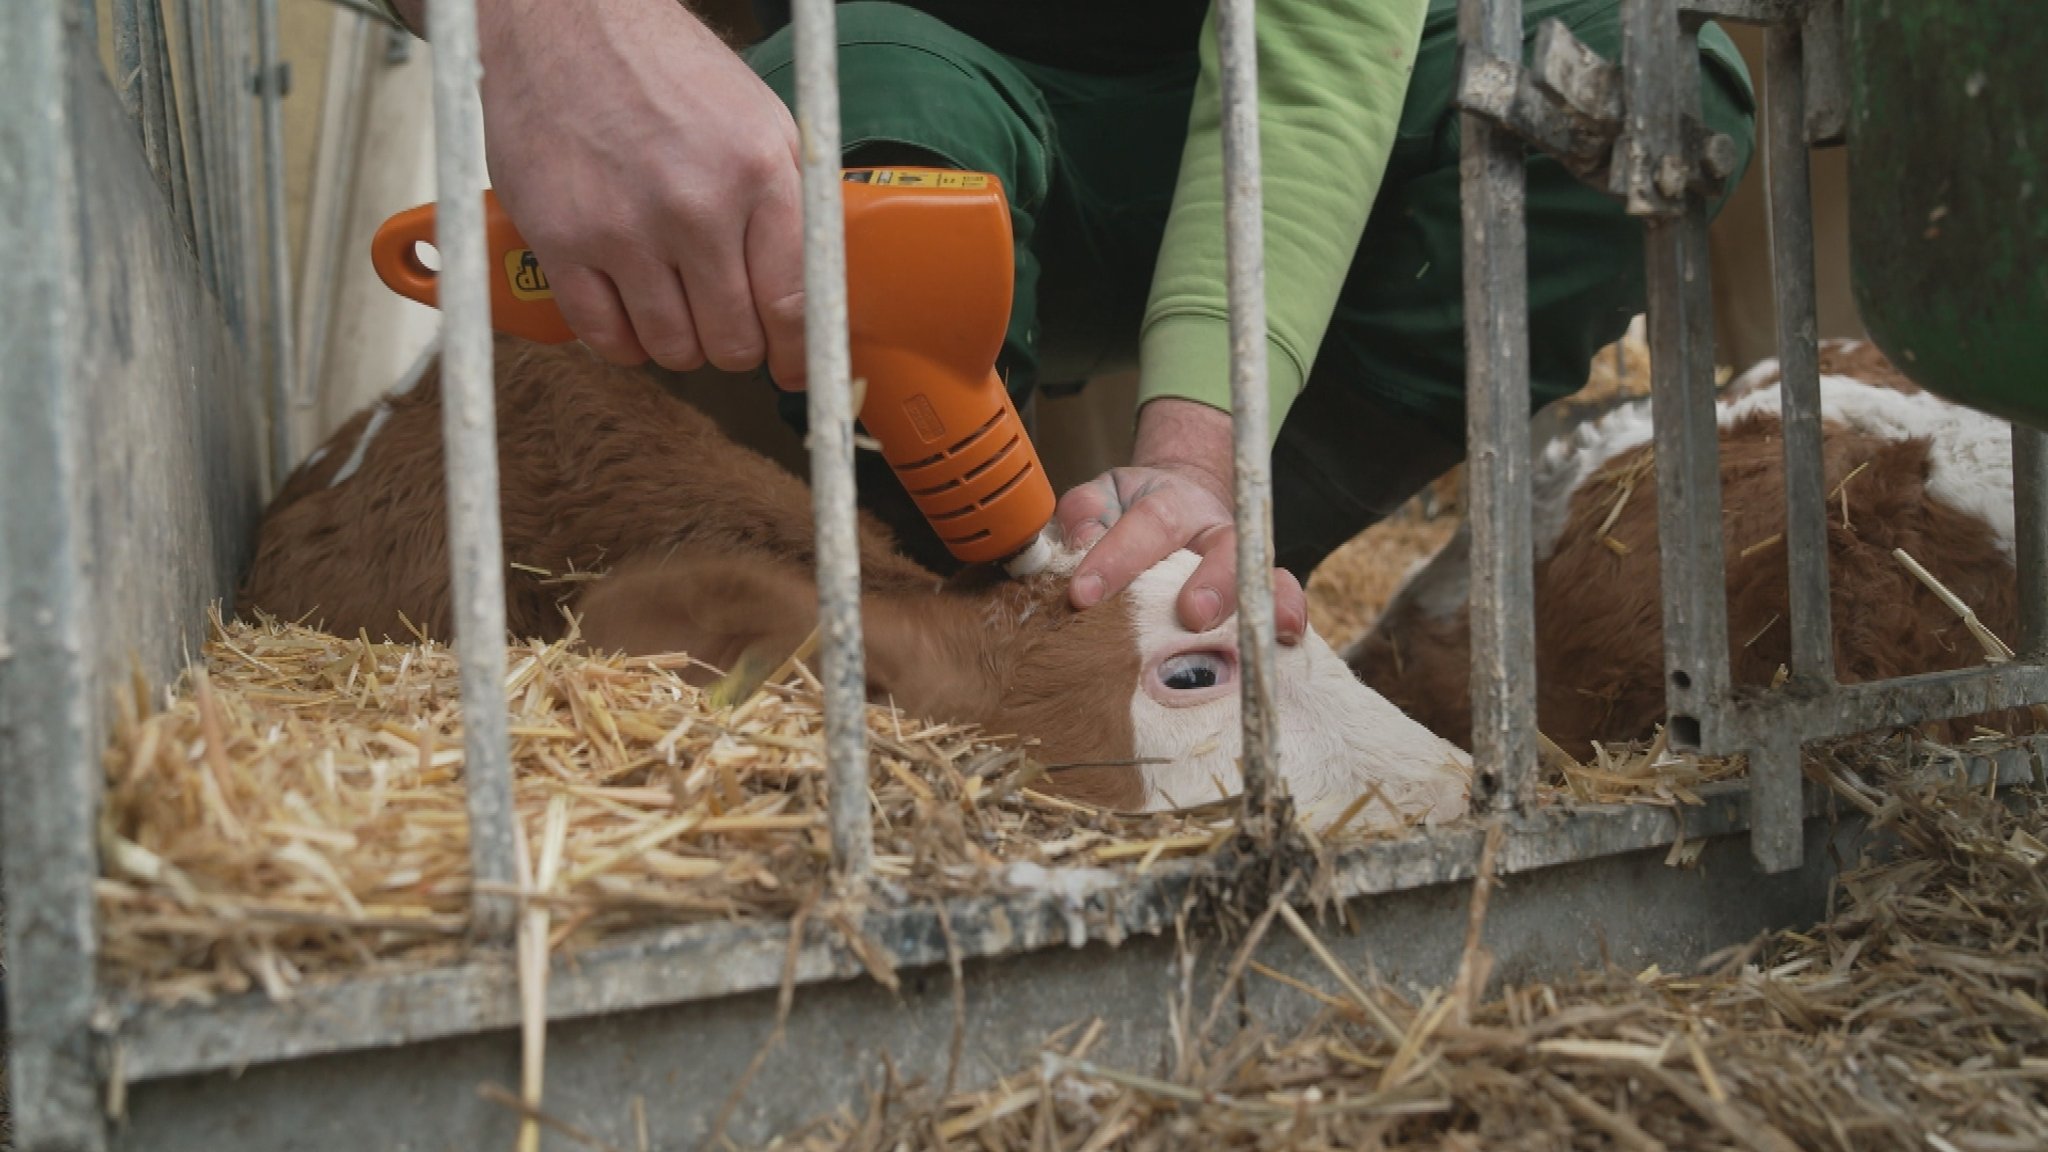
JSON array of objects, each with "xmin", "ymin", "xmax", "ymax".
[
  {"xmin": 136, "ymin": 0, "xmax": 180, "ymax": 212},
  {"xmin": 791, "ymin": 0, "xmax": 874, "ymax": 882},
  {"xmin": 2015, "ymin": 426, "xmax": 2048, "ymax": 661},
  {"xmin": 256, "ymin": 0, "xmax": 297, "ymax": 486},
  {"xmin": 114, "ymin": 0, "xmax": 144, "ymax": 123},
  {"xmin": 1763, "ymin": 23, "xmax": 1835, "ymax": 689},
  {"xmin": 1628, "ymin": 2, "xmax": 1734, "ymax": 751},
  {"xmin": 1212, "ymin": 0, "xmax": 1282, "ymax": 822},
  {"xmin": 1, "ymin": 5, "xmax": 113, "ymax": 1147},
  {"xmin": 423, "ymin": 0, "xmax": 520, "ymax": 938},
  {"xmin": 1459, "ymin": 0, "xmax": 1539, "ymax": 813}
]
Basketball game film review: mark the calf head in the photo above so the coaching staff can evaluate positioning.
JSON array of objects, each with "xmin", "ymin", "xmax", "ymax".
[{"xmin": 576, "ymin": 541, "xmax": 1471, "ymax": 831}]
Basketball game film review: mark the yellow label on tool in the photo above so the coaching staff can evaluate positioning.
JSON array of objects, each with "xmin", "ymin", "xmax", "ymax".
[
  {"xmin": 844, "ymin": 170, "xmax": 991, "ymax": 190},
  {"xmin": 505, "ymin": 249, "xmax": 552, "ymax": 301}
]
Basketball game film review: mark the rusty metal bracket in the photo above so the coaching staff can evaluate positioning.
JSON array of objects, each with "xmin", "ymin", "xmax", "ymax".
[{"xmin": 1456, "ymin": 19, "xmax": 1741, "ymax": 210}]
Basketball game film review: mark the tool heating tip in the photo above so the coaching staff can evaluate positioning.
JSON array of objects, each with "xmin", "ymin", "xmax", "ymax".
[{"xmin": 1002, "ymin": 529, "xmax": 1057, "ymax": 579}]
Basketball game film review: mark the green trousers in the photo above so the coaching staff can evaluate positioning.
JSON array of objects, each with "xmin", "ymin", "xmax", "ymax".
[{"xmin": 746, "ymin": 1, "xmax": 1756, "ymax": 576}]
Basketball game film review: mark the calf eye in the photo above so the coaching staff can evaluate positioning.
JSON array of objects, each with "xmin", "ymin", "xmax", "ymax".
[{"xmin": 1159, "ymin": 652, "xmax": 1231, "ymax": 692}]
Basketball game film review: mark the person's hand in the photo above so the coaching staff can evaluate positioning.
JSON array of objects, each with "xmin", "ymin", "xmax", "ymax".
[
  {"xmin": 1056, "ymin": 398, "xmax": 1307, "ymax": 644},
  {"xmin": 466, "ymin": 0, "xmax": 808, "ymax": 384}
]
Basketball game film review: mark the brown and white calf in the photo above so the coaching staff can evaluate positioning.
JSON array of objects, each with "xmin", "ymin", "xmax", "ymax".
[
  {"xmin": 1349, "ymin": 341, "xmax": 2032, "ymax": 752},
  {"xmin": 242, "ymin": 337, "xmax": 1470, "ymax": 829}
]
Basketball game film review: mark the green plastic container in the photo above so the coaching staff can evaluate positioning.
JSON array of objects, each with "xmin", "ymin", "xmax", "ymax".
[{"xmin": 1848, "ymin": 0, "xmax": 2048, "ymax": 430}]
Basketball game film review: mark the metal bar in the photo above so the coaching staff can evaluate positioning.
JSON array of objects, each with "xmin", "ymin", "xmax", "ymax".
[
  {"xmin": 220, "ymin": 0, "xmax": 255, "ymax": 339},
  {"xmin": 1799, "ymin": 0, "xmax": 1847, "ymax": 146},
  {"xmin": 134, "ymin": 0, "xmax": 173, "ymax": 194},
  {"xmin": 1636, "ymin": 17, "xmax": 1733, "ymax": 754},
  {"xmin": 256, "ymin": 0, "xmax": 297, "ymax": 484},
  {"xmin": 2014, "ymin": 426, "xmax": 2048, "ymax": 660},
  {"xmin": 1212, "ymin": 0, "xmax": 1281, "ymax": 820},
  {"xmin": 115, "ymin": 0, "xmax": 145, "ymax": 123},
  {"xmin": 170, "ymin": 0, "xmax": 216, "ymax": 292},
  {"xmin": 193, "ymin": 0, "xmax": 231, "ymax": 328},
  {"xmin": 424, "ymin": 0, "xmax": 520, "ymax": 938},
  {"xmin": 790, "ymin": 0, "xmax": 874, "ymax": 881},
  {"xmin": 1617, "ymin": 0, "xmax": 1686, "ymax": 216},
  {"xmin": 1, "ymin": 4, "xmax": 112, "ymax": 1146},
  {"xmin": 1719, "ymin": 662, "xmax": 2048, "ymax": 743},
  {"xmin": 193, "ymin": 0, "xmax": 237, "ymax": 327},
  {"xmin": 1762, "ymin": 25, "xmax": 1834, "ymax": 686},
  {"xmin": 1459, "ymin": 0, "xmax": 1539, "ymax": 813}
]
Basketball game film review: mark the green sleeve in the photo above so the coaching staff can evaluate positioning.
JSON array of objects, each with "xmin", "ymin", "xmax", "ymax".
[{"xmin": 1138, "ymin": 0, "xmax": 1429, "ymax": 442}]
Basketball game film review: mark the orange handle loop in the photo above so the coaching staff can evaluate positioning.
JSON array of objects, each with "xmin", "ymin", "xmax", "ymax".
[{"xmin": 369, "ymin": 191, "xmax": 576, "ymax": 345}]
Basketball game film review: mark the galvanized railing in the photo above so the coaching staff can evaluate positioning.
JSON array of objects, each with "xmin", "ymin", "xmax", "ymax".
[
  {"xmin": 6, "ymin": 0, "xmax": 2048, "ymax": 1146},
  {"xmin": 1456, "ymin": 0, "xmax": 2048, "ymax": 872}
]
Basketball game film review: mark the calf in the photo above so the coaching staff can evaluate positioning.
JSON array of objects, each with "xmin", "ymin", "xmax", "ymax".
[
  {"xmin": 1349, "ymin": 341, "xmax": 2031, "ymax": 752},
  {"xmin": 243, "ymin": 337, "xmax": 1471, "ymax": 829}
]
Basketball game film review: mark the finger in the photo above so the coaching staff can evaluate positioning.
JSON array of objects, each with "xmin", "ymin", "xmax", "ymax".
[
  {"xmin": 1178, "ymin": 527, "xmax": 1237, "ymax": 634},
  {"xmin": 745, "ymin": 178, "xmax": 807, "ymax": 390},
  {"xmin": 1070, "ymin": 495, "xmax": 1191, "ymax": 611},
  {"xmin": 610, "ymin": 258, "xmax": 705, "ymax": 372},
  {"xmin": 1274, "ymin": 568, "xmax": 1308, "ymax": 646},
  {"xmin": 549, "ymin": 264, "xmax": 648, "ymax": 365},
  {"xmin": 673, "ymin": 233, "xmax": 767, "ymax": 373},
  {"xmin": 1055, "ymin": 475, "xmax": 1123, "ymax": 550}
]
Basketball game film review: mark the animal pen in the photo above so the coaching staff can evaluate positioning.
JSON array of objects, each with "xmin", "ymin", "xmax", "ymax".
[{"xmin": 2, "ymin": 0, "xmax": 2043, "ymax": 1148}]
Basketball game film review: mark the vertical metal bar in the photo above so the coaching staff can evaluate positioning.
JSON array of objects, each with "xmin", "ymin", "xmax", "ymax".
[
  {"xmin": 1, "ymin": 4, "xmax": 112, "ymax": 1147},
  {"xmin": 218, "ymin": 0, "xmax": 253, "ymax": 338},
  {"xmin": 791, "ymin": 0, "xmax": 874, "ymax": 881},
  {"xmin": 1633, "ymin": 7, "xmax": 1732, "ymax": 746},
  {"xmin": 170, "ymin": 0, "xmax": 216, "ymax": 292},
  {"xmin": 1763, "ymin": 25, "xmax": 1834, "ymax": 686},
  {"xmin": 1459, "ymin": 0, "xmax": 1538, "ymax": 813},
  {"xmin": 193, "ymin": 0, "xmax": 236, "ymax": 328},
  {"xmin": 192, "ymin": 0, "xmax": 229, "ymax": 325},
  {"xmin": 1617, "ymin": 0, "xmax": 1683, "ymax": 216},
  {"xmin": 1213, "ymin": 0, "xmax": 1281, "ymax": 819},
  {"xmin": 115, "ymin": 0, "xmax": 144, "ymax": 123},
  {"xmin": 2015, "ymin": 426, "xmax": 2048, "ymax": 660},
  {"xmin": 425, "ymin": 0, "xmax": 520, "ymax": 938},
  {"xmin": 257, "ymin": 0, "xmax": 297, "ymax": 485},
  {"xmin": 135, "ymin": 0, "xmax": 175, "ymax": 195},
  {"xmin": 1799, "ymin": 0, "xmax": 1847, "ymax": 147}
]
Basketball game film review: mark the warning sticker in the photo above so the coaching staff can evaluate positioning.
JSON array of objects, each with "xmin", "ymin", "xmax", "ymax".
[
  {"xmin": 845, "ymin": 170, "xmax": 991, "ymax": 190},
  {"xmin": 505, "ymin": 249, "xmax": 552, "ymax": 301}
]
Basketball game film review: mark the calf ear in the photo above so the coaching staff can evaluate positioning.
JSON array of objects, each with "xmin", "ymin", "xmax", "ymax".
[
  {"xmin": 573, "ymin": 557, "xmax": 818, "ymax": 685},
  {"xmin": 571, "ymin": 557, "xmax": 1003, "ymax": 723}
]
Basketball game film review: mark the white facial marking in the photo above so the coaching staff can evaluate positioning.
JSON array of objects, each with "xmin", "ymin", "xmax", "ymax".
[{"xmin": 1122, "ymin": 551, "xmax": 1471, "ymax": 831}]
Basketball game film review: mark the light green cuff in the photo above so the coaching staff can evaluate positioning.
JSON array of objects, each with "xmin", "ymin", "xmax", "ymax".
[{"xmin": 1136, "ymin": 312, "xmax": 1307, "ymax": 439}]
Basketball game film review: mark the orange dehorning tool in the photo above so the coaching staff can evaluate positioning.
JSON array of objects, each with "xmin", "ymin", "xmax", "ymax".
[{"xmin": 370, "ymin": 168, "xmax": 1058, "ymax": 573}]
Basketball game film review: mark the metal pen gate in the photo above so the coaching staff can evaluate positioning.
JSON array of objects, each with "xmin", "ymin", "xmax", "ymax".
[{"xmin": 3, "ymin": 0, "xmax": 2042, "ymax": 1147}]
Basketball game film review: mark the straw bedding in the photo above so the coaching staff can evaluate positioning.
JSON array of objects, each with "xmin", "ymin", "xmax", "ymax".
[
  {"xmin": 96, "ymin": 610, "xmax": 1254, "ymax": 1005},
  {"xmin": 771, "ymin": 744, "xmax": 2048, "ymax": 1151}
]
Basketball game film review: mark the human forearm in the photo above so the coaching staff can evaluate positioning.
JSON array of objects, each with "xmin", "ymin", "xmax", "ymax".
[{"xmin": 1139, "ymin": 0, "xmax": 1429, "ymax": 439}]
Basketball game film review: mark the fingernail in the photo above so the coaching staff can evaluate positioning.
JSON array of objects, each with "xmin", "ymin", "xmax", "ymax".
[
  {"xmin": 1073, "ymin": 573, "xmax": 1105, "ymax": 607},
  {"xmin": 1191, "ymin": 587, "xmax": 1221, "ymax": 631}
]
